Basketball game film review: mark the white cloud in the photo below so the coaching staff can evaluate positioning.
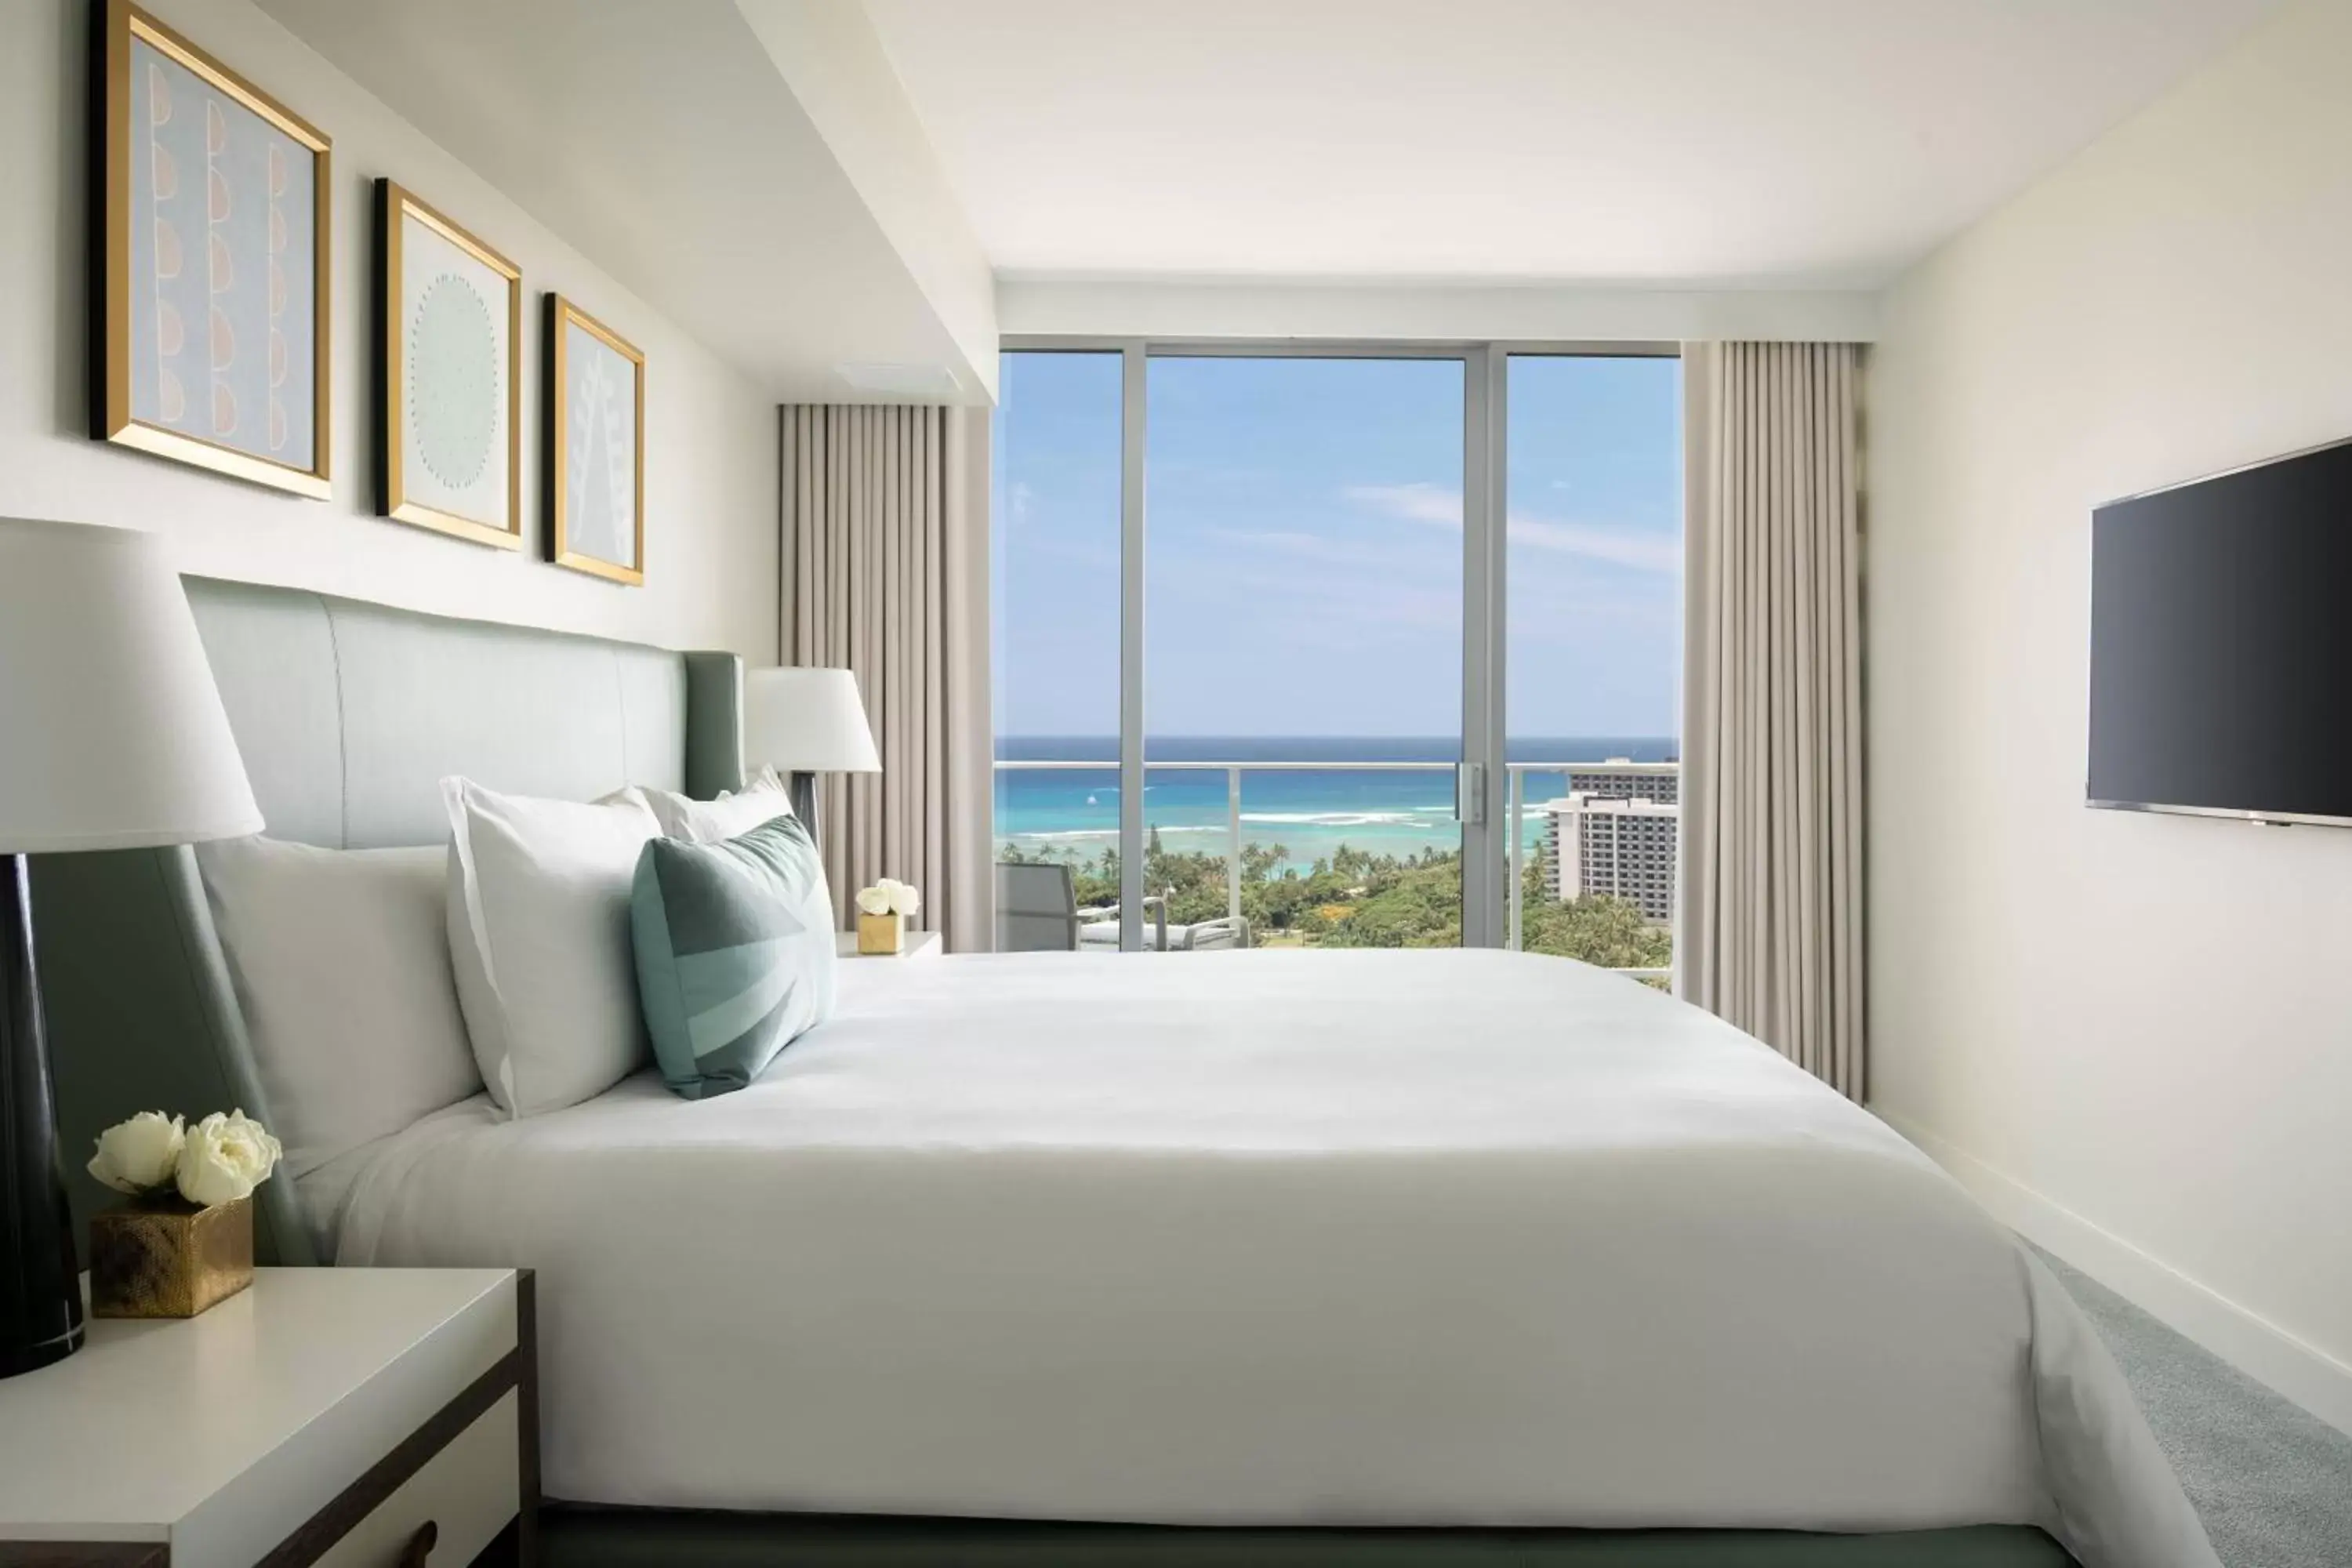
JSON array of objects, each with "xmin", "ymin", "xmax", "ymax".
[
  {"xmin": 1203, "ymin": 525, "xmax": 1440, "ymax": 572},
  {"xmin": 1207, "ymin": 526, "xmax": 1364, "ymax": 563},
  {"xmin": 1343, "ymin": 482, "xmax": 1461, "ymax": 527},
  {"xmin": 1505, "ymin": 515, "xmax": 1682, "ymax": 574},
  {"xmin": 1341, "ymin": 483, "xmax": 1681, "ymax": 575}
]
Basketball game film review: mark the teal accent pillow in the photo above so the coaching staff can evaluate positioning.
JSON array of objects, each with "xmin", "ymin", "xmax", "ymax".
[{"xmin": 630, "ymin": 814, "xmax": 837, "ymax": 1100}]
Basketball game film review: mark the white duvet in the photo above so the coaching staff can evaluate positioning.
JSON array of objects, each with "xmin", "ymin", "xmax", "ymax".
[{"xmin": 326, "ymin": 950, "xmax": 2214, "ymax": 1566}]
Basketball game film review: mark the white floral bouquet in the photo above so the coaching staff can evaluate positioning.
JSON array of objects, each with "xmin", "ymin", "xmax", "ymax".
[
  {"xmin": 89, "ymin": 1109, "xmax": 283, "ymax": 1208},
  {"xmin": 854, "ymin": 878, "xmax": 921, "ymax": 919}
]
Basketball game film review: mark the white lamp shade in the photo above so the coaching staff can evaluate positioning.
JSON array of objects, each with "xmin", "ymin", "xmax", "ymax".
[
  {"xmin": 744, "ymin": 666, "xmax": 882, "ymax": 775},
  {"xmin": 0, "ymin": 520, "xmax": 263, "ymax": 852}
]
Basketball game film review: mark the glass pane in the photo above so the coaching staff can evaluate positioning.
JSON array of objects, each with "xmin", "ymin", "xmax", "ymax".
[
  {"xmin": 1504, "ymin": 355, "xmax": 1682, "ymax": 977},
  {"xmin": 1136, "ymin": 764, "xmax": 1239, "ymax": 949},
  {"xmin": 993, "ymin": 352, "xmax": 1123, "ymax": 889},
  {"xmin": 1144, "ymin": 355, "xmax": 1465, "ymax": 948}
]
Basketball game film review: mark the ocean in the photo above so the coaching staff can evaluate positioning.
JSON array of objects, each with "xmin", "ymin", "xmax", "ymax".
[{"xmin": 995, "ymin": 736, "xmax": 1679, "ymax": 872}]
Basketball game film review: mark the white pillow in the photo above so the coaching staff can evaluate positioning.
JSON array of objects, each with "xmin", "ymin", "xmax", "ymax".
[
  {"xmin": 637, "ymin": 765, "xmax": 795, "ymax": 843},
  {"xmin": 194, "ymin": 837, "xmax": 483, "ymax": 1178},
  {"xmin": 442, "ymin": 779, "xmax": 661, "ymax": 1117}
]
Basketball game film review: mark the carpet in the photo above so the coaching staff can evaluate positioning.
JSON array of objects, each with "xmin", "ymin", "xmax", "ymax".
[{"xmin": 2038, "ymin": 1248, "xmax": 2352, "ymax": 1568}]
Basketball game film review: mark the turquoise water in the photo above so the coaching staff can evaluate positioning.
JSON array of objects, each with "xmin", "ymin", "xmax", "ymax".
[{"xmin": 996, "ymin": 736, "xmax": 1677, "ymax": 873}]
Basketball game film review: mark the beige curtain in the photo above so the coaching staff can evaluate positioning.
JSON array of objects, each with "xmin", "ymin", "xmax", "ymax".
[
  {"xmin": 1679, "ymin": 342, "xmax": 1866, "ymax": 1099},
  {"xmin": 782, "ymin": 405, "xmax": 993, "ymax": 952}
]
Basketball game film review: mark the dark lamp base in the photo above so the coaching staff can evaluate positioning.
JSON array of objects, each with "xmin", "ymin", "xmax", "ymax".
[{"xmin": 1, "ymin": 851, "xmax": 84, "ymax": 1380}]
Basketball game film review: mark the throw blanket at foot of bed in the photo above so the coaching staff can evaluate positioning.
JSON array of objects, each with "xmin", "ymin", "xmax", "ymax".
[{"xmin": 325, "ymin": 951, "xmax": 2216, "ymax": 1568}]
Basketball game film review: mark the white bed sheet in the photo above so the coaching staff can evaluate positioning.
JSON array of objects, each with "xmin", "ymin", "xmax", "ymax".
[{"xmin": 331, "ymin": 950, "xmax": 2213, "ymax": 1566}]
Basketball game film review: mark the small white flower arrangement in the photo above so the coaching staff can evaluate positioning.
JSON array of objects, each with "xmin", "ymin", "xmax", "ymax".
[
  {"xmin": 89, "ymin": 1109, "xmax": 283, "ymax": 1209},
  {"xmin": 854, "ymin": 877, "xmax": 921, "ymax": 919},
  {"xmin": 853, "ymin": 877, "xmax": 920, "ymax": 953}
]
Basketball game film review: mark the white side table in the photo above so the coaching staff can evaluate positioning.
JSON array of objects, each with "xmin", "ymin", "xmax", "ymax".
[
  {"xmin": 0, "ymin": 1268, "xmax": 534, "ymax": 1567},
  {"xmin": 834, "ymin": 929, "xmax": 942, "ymax": 960}
]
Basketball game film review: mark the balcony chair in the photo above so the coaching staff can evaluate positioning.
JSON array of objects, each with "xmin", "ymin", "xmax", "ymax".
[
  {"xmin": 1077, "ymin": 900, "xmax": 1252, "ymax": 952},
  {"xmin": 994, "ymin": 861, "xmax": 1083, "ymax": 953}
]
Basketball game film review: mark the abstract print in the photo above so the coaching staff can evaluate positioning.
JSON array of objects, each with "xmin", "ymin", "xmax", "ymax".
[
  {"xmin": 388, "ymin": 191, "xmax": 514, "ymax": 536},
  {"xmin": 126, "ymin": 36, "xmax": 315, "ymax": 472},
  {"xmin": 563, "ymin": 318, "xmax": 639, "ymax": 570}
]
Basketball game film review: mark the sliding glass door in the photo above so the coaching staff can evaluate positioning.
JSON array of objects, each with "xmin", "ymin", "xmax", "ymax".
[
  {"xmin": 993, "ymin": 342, "xmax": 1681, "ymax": 966},
  {"xmin": 1145, "ymin": 353, "xmax": 1465, "ymax": 949},
  {"xmin": 990, "ymin": 351, "xmax": 1122, "ymax": 938},
  {"xmin": 1503, "ymin": 354, "xmax": 1684, "ymax": 979}
]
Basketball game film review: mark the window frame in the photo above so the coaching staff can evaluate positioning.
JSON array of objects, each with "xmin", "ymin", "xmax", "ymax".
[{"xmin": 996, "ymin": 336, "xmax": 1682, "ymax": 955}]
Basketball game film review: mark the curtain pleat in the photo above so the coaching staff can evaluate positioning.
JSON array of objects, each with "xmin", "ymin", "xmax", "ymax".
[
  {"xmin": 781, "ymin": 404, "xmax": 988, "ymax": 951},
  {"xmin": 1680, "ymin": 342, "xmax": 1867, "ymax": 1100}
]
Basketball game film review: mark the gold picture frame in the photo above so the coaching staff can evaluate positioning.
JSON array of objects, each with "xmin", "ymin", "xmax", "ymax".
[
  {"xmin": 100, "ymin": 0, "xmax": 332, "ymax": 499},
  {"xmin": 376, "ymin": 180, "xmax": 522, "ymax": 548},
  {"xmin": 544, "ymin": 293, "xmax": 646, "ymax": 586}
]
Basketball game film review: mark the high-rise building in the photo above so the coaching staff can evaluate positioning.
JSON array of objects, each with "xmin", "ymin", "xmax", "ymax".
[
  {"xmin": 1564, "ymin": 758, "xmax": 1679, "ymax": 805},
  {"xmin": 1544, "ymin": 792, "xmax": 1679, "ymax": 924}
]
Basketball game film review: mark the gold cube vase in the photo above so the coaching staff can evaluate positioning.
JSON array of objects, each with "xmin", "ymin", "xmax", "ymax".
[
  {"xmin": 857, "ymin": 911, "xmax": 905, "ymax": 955},
  {"xmin": 89, "ymin": 1195, "xmax": 254, "ymax": 1319}
]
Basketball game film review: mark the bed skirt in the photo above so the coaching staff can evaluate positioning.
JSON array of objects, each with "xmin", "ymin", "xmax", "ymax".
[{"xmin": 536, "ymin": 1508, "xmax": 2076, "ymax": 1566}]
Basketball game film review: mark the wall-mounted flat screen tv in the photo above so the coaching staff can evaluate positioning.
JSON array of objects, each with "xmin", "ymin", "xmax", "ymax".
[{"xmin": 2089, "ymin": 437, "xmax": 2352, "ymax": 826}]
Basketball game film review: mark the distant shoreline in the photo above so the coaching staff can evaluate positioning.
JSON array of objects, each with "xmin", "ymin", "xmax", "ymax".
[
  {"xmin": 996, "ymin": 735, "xmax": 1680, "ymax": 763},
  {"xmin": 996, "ymin": 736, "xmax": 1679, "ymax": 873}
]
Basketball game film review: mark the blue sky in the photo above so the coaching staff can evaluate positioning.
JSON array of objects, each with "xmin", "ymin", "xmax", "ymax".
[{"xmin": 993, "ymin": 352, "xmax": 1681, "ymax": 740}]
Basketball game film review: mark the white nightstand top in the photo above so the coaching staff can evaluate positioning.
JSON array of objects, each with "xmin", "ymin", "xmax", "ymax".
[
  {"xmin": 836, "ymin": 928, "xmax": 942, "ymax": 959},
  {"xmin": 0, "ymin": 1267, "xmax": 514, "ymax": 1559}
]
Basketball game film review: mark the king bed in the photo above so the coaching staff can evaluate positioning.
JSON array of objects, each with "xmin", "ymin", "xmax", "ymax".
[{"xmin": 35, "ymin": 579, "xmax": 2216, "ymax": 1568}]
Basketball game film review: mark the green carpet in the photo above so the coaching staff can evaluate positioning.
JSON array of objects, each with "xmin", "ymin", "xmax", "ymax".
[{"xmin": 2038, "ymin": 1249, "xmax": 2352, "ymax": 1567}]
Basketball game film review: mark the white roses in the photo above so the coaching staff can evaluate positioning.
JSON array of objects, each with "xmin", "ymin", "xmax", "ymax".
[
  {"xmin": 855, "ymin": 877, "xmax": 920, "ymax": 918},
  {"xmin": 176, "ymin": 1112, "xmax": 285, "ymax": 1207},
  {"xmin": 88, "ymin": 1109, "xmax": 282, "ymax": 1208},
  {"xmin": 87, "ymin": 1110, "xmax": 185, "ymax": 1194}
]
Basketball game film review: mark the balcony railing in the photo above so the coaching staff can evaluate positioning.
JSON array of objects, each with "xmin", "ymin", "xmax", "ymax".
[{"xmin": 994, "ymin": 758, "xmax": 1673, "ymax": 979}]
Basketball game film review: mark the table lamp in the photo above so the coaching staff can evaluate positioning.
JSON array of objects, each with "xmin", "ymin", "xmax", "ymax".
[
  {"xmin": 742, "ymin": 666, "xmax": 881, "ymax": 843},
  {"xmin": 0, "ymin": 519, "xmax": 263, "ymax": 1378}
]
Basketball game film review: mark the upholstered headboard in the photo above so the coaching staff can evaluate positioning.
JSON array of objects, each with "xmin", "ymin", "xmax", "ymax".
[{"xmin": 31, "ymin": 576, "xmax": 745, "ymax": 1265}]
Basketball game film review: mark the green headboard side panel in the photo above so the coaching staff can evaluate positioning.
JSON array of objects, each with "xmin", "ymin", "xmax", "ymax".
[
  {"xmin": 31, "ymin": 576, "xmax": 744, "ymax": 1265},
  {"xmin": 38, "ymin": 844, "xmax": 311, "ymax": 1265},
  {"xmin": 684, "ymin": 652, "xmax": 747, "ymax": 800}
]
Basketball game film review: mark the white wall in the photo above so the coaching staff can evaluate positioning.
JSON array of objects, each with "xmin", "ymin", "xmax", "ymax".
[
  {"xmin": 1868, "ymin": 0, "xmax": 2352, "ymax": 1429},
  {"xmin": 0, "ymin": 0, "xmax": 778, "ymax": 660},
  {"xmin": 999, "ymin": 278, "xmax": 1880, "ymax": 344},
  {"xmin": 736, "ymin": 0, "xmax": 997, "ymax": 401}
]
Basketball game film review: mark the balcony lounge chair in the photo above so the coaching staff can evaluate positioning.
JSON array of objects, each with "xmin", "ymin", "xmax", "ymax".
[{"xmin": 995, "ymin": 861, "xmax": 1082, "ymax": 952}]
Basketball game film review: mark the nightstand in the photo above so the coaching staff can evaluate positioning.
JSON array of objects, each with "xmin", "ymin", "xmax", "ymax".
[
  {"xmin": 834, "ymin": 929, "xmax": 942, "ymax": 960},
  {"xmin": 0, "ymin": 1268, "xmax": 535, "ymax": 1568}
]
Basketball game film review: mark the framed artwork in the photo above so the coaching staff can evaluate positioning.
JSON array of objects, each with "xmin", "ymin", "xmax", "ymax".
[
  {"xmin": 99, "ymin": 0, "xmax": 332, "ymax": 498},
  {"xmin": 376, "ymin": 180, "xmax": 521, "ymax": 547},
  {"xmin": 545, "ymin": 294, "xmax": 644, "ymax": 586}
]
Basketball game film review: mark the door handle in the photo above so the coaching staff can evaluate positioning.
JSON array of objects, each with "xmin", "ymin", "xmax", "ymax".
[
  {"xmin": 1456, "ymin": 763, "xmax": 1485, "ymax": 826},
  {"xmin": 400, "ymin": 1519, "xmax": 439, "ymax": 1566}
]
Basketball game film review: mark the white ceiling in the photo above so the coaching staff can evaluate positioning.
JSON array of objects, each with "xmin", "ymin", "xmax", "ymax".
[
  {"xmin": 864, "ymin": 0, "xmax": 2281, "ymax": 289},
  {"xmin": 252, "ymin": 0, "xmax": 2281, "ymax": 390}
]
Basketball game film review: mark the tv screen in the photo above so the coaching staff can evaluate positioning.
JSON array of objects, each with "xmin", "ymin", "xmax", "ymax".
[{"xmin": 2088, "ymin": 437, "xmax": 2352, "ymax": 824}]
